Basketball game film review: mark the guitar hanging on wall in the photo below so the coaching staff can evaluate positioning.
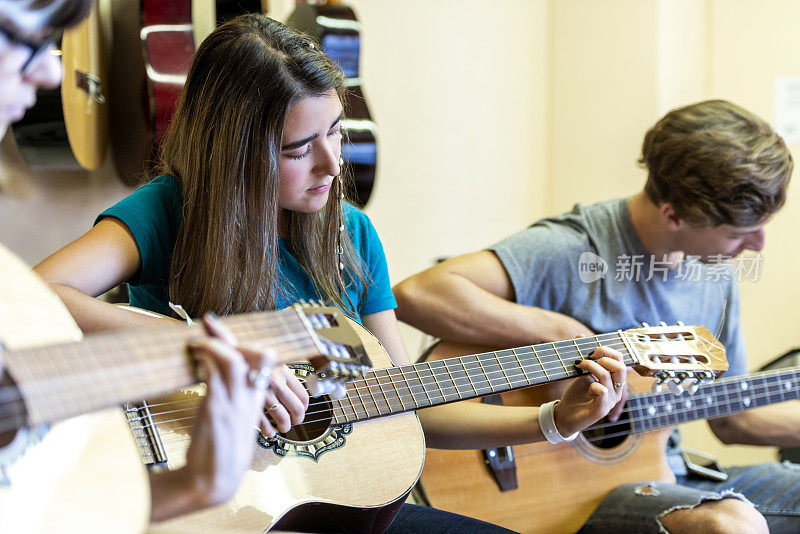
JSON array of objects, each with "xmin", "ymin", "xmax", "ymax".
[
  {"xmin": 288, "ymin": 0, "xmax": 378, "ymax": 208},
  {"xmin": 12, "ymin": 2, "xmax": 108, "ymax": 171},
  {"xmin": 112, "ymin": 0, "xmax": 264, "ymax": 185}
]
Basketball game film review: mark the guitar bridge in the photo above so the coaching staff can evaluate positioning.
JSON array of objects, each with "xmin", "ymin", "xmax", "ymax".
[{"xmin": 125, "ymin": 401, "xmax": 168, "ymax": 467}]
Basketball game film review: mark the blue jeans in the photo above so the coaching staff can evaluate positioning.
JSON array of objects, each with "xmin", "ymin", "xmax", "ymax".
[
  {"xmin": 386, "ymin": 503, "xmax": 518, "ymax": 534},
  {"xmin": 579, "ymin": 462, "xmax": 800, "ymax": 533}
]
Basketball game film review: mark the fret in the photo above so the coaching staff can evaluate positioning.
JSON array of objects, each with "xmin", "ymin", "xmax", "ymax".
[
  {"xmin": 418, "ymin": 364, "xmax": 446, "ymax": 405},
  {"xmin": 362, "ymin": 372, "xmax": 390, "ymax": 416},
  {"xmin": 770, "ymin": 373, "xmax": 787, "ymax": 405},
  {"xmin": 464, "ymin": 354, "xmax": 492, "ymax": 395},
  {"xmin": 631, "ymin": 397, "xmax": 648, "ymax": 434},
  {"xmin": 497, "ymin": 349, "xmax": 526, "ymax": 389},
  {"xmin": 406, "ymin": 366, "xmax": 432, "ymax": 408},
  {"xmin": 510, "ymin": 347, "xmax": 532, "ymax": 385},
  {"xmin": 385, "ymin": 367, "xmax": 410, "ymax": 412},
  {"xmin": 531, "ymin": 346, "xmax": 549, "ymax": 381},
  {"xmin": 575, "ymin": 336, "xmax": 601, "ymax": 358},
  {"xmin": 536, "ymin": 344, "xmax": 568, "ymax": 382},
  {"xmin": 571, "ymin": 338, "xmax": 586, "ymax": 367},
  {"xmin": 350, "ymin": 376, "xmax": 371, "ymax": 420},
  {"xmin": 441, "ymin": 358, "xmax": 474, "ymax": 399},
  {"xmin": 429, "ymin": 360, "xmax": 460, "ymax": 402},
  {"xmin": 330, "ymin": 392, "xmax": 350, "ymax": 425},
  {"xmin": 476, "ymin": 352, "xmax": 507, "ymax": 394},
  {"xmin": 373, "ymin": 368, "xmax": 404, "ymax": 412},
  {"xmin": 551, "ymin": 342, "xmax": 571, "ymax": 376},
  {"xmin": 458, "ymin": 357, "xmax": 480, "ymax": 398}
]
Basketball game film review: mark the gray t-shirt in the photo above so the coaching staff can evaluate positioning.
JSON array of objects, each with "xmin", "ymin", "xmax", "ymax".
[{"xmin": 491, "ymin": 198, "xmax": 747, "ymax": 377}]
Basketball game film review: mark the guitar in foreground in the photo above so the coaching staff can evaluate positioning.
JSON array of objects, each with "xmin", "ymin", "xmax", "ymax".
[
  {"xmin": 418, "ymin": 338, "xmax": 797, "ymax": 534},
  {"xmin": 0, "ymin": 242, "xmax": 367, "ymax": 533},
  {"xmin": 149, "ymin": 321, "xmax": 727, "ymax": 533}
]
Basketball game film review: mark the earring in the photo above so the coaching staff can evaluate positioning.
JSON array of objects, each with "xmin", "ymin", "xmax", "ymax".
[{"xmin": 337, "ymin": 163, "xmax": 345, "ymax": 272}]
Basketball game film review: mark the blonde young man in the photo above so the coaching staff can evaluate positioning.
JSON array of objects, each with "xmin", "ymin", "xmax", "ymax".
[{"xmin": 395, "ymin": 100, "xmax": 797, "ymax": 533}]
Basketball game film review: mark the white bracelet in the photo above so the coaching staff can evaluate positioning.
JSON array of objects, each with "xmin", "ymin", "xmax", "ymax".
[{"xmin": 538, "ymin": 400, "xmax": 579, "ymax": 444}]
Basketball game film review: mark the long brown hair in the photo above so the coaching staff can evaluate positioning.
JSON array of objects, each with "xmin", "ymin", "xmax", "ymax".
[{"xmin": 160, "ymin": 14, "xmax": 366, "ymax": 317}]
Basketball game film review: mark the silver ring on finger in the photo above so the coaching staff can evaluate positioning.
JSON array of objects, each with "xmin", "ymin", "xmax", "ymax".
[
  {"xmin": 267, "ymin": 403, "xmax": 280, "ymax": 412},
  {"xmin": 247, "ymin": 366, "xmax": 272, "ymax": 389},
  {"xmin": 613, "ymin": 381, "xmax": 623, "ymax": 389}
]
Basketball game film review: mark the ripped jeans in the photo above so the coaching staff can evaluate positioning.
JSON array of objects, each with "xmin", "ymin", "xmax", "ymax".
[{"xmin": 577, "ymin": 462, "xmax": 800, "ymax": 534}]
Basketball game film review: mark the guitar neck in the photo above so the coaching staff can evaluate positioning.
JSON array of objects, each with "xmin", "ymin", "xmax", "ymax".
[
  {"xmin": 330, "ymin": 333, "xmax": 634, "ymax": 424},
  {"xmin": 3, "ymin": 308, "xmax": 320, "ymax": 429},
  {"xmin": 626, "ymin": 367, "xmax": 800, "ymax": 434}
]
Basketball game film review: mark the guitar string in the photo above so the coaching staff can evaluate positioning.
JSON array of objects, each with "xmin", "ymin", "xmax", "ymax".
[
  {"xmin": 129, "ymin": 329, "xmax": 723, "ymax": 425},
  {"xmin": 0, "ymin": 330, "xmax": 720, "ymax": 435},
  {"xmin": 9, "ymin": 331, "xmax": 710, "ymax": 437},
  {"xmin": 127, "ymin": 340, "xmax": 638, "ymax": 433},
  {"xmin": 124, "ymin": 338, "xmax": 633, "ymax": 425},
  {"xmin": 0, "ymin": 334, "xmax": 630, "ymax": 423},
  {"xmin": 0, "ymin": 321, "xmax": 326, "ymax": 415},
  {"xmin": 137, "ymin": 360, "xmax": 790, "ymax": 436},
  {"xmin": 125, "ymin": 344, "xmax": 636, "ymax": 422},
  {"xmin": 142, "ymin": 374, "xmax": 800, "ymax": 449}
]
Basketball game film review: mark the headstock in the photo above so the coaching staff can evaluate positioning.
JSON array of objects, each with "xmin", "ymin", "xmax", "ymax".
[
  {"xmin": 622, "ymin": 322, "xmax": 728, "ymax": 396},
  {"xmin": 293, "ymin": 301, "xmax": 373, "ymax": 397}
]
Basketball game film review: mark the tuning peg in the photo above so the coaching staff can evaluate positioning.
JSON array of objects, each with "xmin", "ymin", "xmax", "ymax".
[
  {"xmin": 651, "ymin": 381, "xmax": 664, "ymax": 394},
  {"xmin": 667, "ymin": 379, "xmax": 684, "ymax": 396},
  {"xmin": 676, "ymin": 371, "xmax": 699, "ymax": 395},
  {"xmin": 306, "ymin": 374, "xmax": 333, "ymax": 396},
  {"xmin": 659, "ymin": 321, "xmax": 668, "ymax": 327},
  {"xmin": 676, "ymin": 321, "xmax": 685, "ymax": 326},
  {"xmin": 641, "ymin": 322, "xmax": 651, "ymax": 328}
]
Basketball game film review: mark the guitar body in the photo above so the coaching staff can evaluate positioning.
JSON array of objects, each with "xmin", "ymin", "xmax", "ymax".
[
  {"xmin": 141, "ymin": 0, "xmax": 195, "ymax": 154},
  {"xmin": 154, "ymin": 319, "xmax": 425, "ymax": 533},
  {"xmin": 12, "ymin": 2, "xmax": 108, "ymax": 170},
  {"xmin": 419, "ymin": 342, "xmax": 677, "ymax": 534},
  {"xmin": 0, "ymin": 243, "xmax": 149, "ymax": 532}
]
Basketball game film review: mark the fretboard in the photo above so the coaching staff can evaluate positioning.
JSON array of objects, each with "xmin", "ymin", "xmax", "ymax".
[
  {"xmin": 627, "ymin": 367, "xmax": 800, "ymax": 434},
  {"xmin": 330, "ymin": 332, "xmax": 634, "ymax": 424},
  {"xmin": 4, "ymin": 308, "xmax": 320, "ymax": 428}
]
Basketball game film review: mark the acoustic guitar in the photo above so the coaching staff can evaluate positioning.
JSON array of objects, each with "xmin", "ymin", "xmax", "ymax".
[
  {"xmin": 419, "ymin": 341, "xmax": 799, "ymax": 534},
  {"xmin": 146, "ymin": 322, "xmax": 726, "ymax": 533},
  {"xmin": 112, "ymin": 0, "xmax": 265, "ymax": 186},
  {"xmin": 0, "ymin": 242, "xmax": 367, "ymax": 532},
  {"xmin": 12, "ymin": 2, "xmax": 107, "ymax": 171},
  {"xmin": 288, "ymin": 0, "xmax": 378, "ymax": 208}
]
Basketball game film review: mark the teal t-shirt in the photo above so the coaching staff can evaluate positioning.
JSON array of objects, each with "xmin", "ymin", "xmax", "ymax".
[{"xmin": 96, "ymin": 174, "xmax": 397, "ymax": 321}]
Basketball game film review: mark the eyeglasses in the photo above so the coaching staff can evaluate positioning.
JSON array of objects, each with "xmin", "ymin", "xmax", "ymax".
[{"xmin": 0, "ymin": 23, "xmax": 62, "ymax": 75}]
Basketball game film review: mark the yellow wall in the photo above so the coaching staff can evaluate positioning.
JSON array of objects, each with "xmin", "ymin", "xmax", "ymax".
[{"xmin": 1, "ymin": 0, "xmax": 798, "ymax": 467}]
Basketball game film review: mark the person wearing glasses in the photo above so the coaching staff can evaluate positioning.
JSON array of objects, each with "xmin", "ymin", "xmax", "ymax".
[{"xmin": 0, "ymin": 0, "xmax": 307, "ymax": 523}]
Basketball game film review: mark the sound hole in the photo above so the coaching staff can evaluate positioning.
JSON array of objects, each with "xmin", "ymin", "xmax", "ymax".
[
  {"xmin": 581, "ymin": 409, "xmax": 633, "ymax": 449},
  {"xmin": 278, "ymin": 394, "xmax": 333, "ymax": 442}
]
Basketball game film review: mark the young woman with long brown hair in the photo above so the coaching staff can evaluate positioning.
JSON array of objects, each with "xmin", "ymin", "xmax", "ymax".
[
  {"xmin": 35, "ymin": 13, "xmax": 628, "ymax": 531},
  {"xmin": 2, "ymin": 1, "xmax": 292, "ymax": 524}
]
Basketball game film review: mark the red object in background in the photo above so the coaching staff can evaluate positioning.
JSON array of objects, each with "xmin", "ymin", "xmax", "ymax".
[{"xmin": 141, "ymin": 0, "xmax": 195, "ymax": 152}]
